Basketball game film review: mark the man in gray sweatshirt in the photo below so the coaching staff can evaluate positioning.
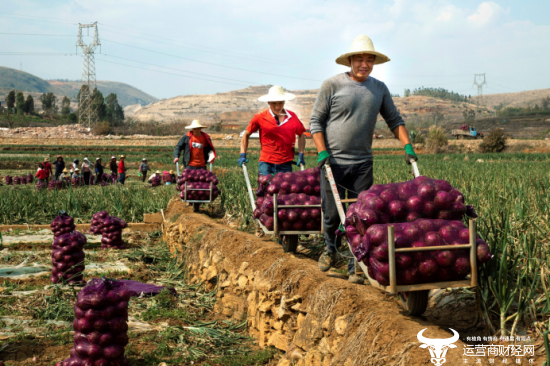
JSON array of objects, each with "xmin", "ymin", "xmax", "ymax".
[{"xmin": 310, "ymin": 34, "xmax": 418, "ymax": 284}]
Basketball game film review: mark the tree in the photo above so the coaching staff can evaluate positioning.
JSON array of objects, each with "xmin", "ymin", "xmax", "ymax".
[
  {"xmin": 39, "ymin": 92, "xmax": 57, "ymax": 116},
  {"xmin": 404, "ymin": 89, "xmax": 411, "ymax": 97},
  {"xmin": 104, "ymin": 93, "xmax": 125, "ymax": 126},
  {"xmin": 24, "ymin": 95, "xmax": 35, "ymax": 114},
  {"xmin": 92, "ymin": 88, "xmax": 106, "ymax": 121},
  {"xmin": 6, "ymin": 90, "xmax": 16, "ymax": 112},
  {"xmin": 61, "ymin": 96, "xmax": 71, "ymax": 116},
  {"xmin": 16, "ymin": 92, "xmax": 25, "ymax": 115},
  {"xmin": 542, "ymin": 97, "xmax": 550, "ymax": 111}
]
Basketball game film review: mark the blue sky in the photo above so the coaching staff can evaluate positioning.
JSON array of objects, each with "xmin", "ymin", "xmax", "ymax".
[{"xmin": 0, "ymin": 0, "xmax": 548, "ymax": 100}]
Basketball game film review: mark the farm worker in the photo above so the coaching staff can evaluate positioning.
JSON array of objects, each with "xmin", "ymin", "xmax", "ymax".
[
  {"xmin": 309, "ymin": 35, "xmax": 418, "ymax": 284},
  {"xmin": 162, "ymin": 170, "xmax": 172, "ymax": 185},
  {"xmin": 239, "ymin": 85, "xmax": 306, "ymax": 174},
  {"xmin": 139, "ymin": 158, "xmax": 149, "ymax": 183},
  {"xmin": 148, "ymin": 170, "xmax": 161, "ymax": 182},
  {"xmin": 53, "ymin": 155, "xmax": 65, "ymax": 180},
  {"xmin": 71, "ymin": 159, "xmax": 79, "ymax": 174},
  {"xmin": 173, "ymin": 120, "xmax": 217, "ymax": 170},
  {"xmin": 60, "ymin": 168, "xmax": 69, "ymax": 180},
  {"xmin": 170, "ymin": 170, "xmax": 176, "ymax": 183},
  {"xmin": 118, "ymin": 155, "xmax": 126, "ymax": 185},
  {"xmin": 43, "ymin": 158, "xmax": 53, "ymax": 183},
  {"xmin": 95, "ymin": 158, "xmax": 104, "ymax": 183},
  {"xmin": 72, "ymin": 168, "xmax": 81, "ymax": 179},
  {"xmin": 109, "ymin": 156, "xmax": 118, "ymax": 180},
  {"xmin": 35, "ymin": 163, "xmax": 47, "ymax": 183},
  {"xmin": 81, "ymin": 158, "xmax": 94, "ymax": 186}
]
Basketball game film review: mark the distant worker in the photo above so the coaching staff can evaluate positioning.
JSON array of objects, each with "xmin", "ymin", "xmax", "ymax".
[
  {"xmin": 43, "ymin": 158, "xmax": 53, "ymax": 184},
  {"xmin": 60, "ymin": 168, "xmax": 69, "ymax": 180},
  {"xmin": 53, "ymin": 155, "xmax": 65, "ymax": 180},
  {"xmin": 162, "ymin": 170, "xmax": 172, "ymax": 185},
  {"xmin": 139, "ymin": 158, "xmax": 149, "ymax": 183},
  {"xmin": 35, "ymin": 163, "xmax": 47, "ymax": 183},
  {"xmin": 239, "ymin": 85, "xmax": 306, "ymax": 174},
  {"xmin": 72, "ymin": 168, "xmax": 81, "ymax": 179},
  {"xmin": 71, "ymin": 159, "xmax": 79, "ymax": 175},
  {"xmin": 148, "ymin": 170, "xmax": 161, "ymax": 183},
  {"xmin": 173, "ymin": 120, "xmax": 217, "ymax": 171},
  {"xmin": 118, "ymin": 155, "xmax": 126, "ymax": 185},
  {"xmin": 109, "ymin": 156, "xmax": 118, "ymax": 180},
  {"xmin": 95, "ymin": 158, "xmax": 104, "ymax": 183},
  {"xmin": 310, "ymin": 35, "xmax": 417, "ymax": 284},
  {"xmin": 81, "ymin": 158, "xmax": 94, "ymax": 186}
]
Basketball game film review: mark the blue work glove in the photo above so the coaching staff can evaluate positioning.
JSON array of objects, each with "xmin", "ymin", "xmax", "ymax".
[
  {"xmin": 297, "ymin": 153, "xmax": 305, "ymax": 167},
  {"xmin": 238, "ymin": 153, "xmax": 249, "ymax": 167}
]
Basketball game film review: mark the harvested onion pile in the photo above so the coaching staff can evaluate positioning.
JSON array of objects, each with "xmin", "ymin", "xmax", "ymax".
[
  {"xmin": 27, "ymin": 173, "xmax": 33, "ymax": 183},
  {"xmin": 51, "ymin": 213, "xmax": 76, "ymax": 238},
  {"xmin": 100, "ymin": 216, "xmax": 127, "ymax": 249},
  {"xmin": 57, "ymin": 278, "xmax": 131, "ymax": 366},
  {"xmin": 36, "ymin": 180, "xmax": 46, "ymax": 190},
  {"xmin": 90, "ymin": 211, "xmax": 108, "ymax": 235},
  {"xmin": 177, "ymin": 169, "xmax": 220, "ymax": 201},
  {"xmin": 5, "ymin": 175, "xmax": 12, "ymax": 185},
  {"xmin": 20, "ymin": 176, "xmax": 28, "ymax": 184},
  {"xmin": 254, "ymin": 167, "xmax": 322, "ymax": 231},
  {"xmin": 51, "ymin": 231, "xmax": 86, "ymax": 284},
  {"xmin": 13, "ymin": 176, "xmax": 21, "ymax": 185}
]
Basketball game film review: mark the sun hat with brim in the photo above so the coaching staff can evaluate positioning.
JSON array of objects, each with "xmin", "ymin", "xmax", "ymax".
[
  {"xmin": 74, "ymin": 168, "xmax": 80, "ymax": 172},
  {"xmin": 44, "ymin": 158, "xmax": 50, "ymax": 162},
  {"xmin": 258, "ymin": 85, "xmax": 295, "ymax": 102},
  {"xmin": 155, "ymin": 170, "xmax": 161, "ymax": 174},
  {"xmin": 96, "ymin": 158, "xmax": 101, "ymax": 161},
  {"xmin": 111, "ymin": 156, "xmax": 116, "ymax": 159},
  {"xmin": 62, "ymin": 168, "xmax": 68, "ymax": 173},
  {"xmin": 120, "ymin": 155, "xmax": 125, "ymax": 158},
  {"xmin": 335, "ymin": 34, "xmax": 390, "ymax": 67},
  {"xmin": 185, "ymin": 120, "xmax": 207, "ymax": 129},
  {"xmin": 142, "ymin": 158, "xmax": 147, "ymax": 161},
  {"xmin": 169, "ymin": 170, "xmax": 174, "ymax": 174}
]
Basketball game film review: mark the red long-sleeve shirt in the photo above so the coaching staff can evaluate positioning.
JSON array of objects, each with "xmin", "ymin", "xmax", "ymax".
[
  {"xmin": 118, "ymin": 160, "xmax": 126, "ymax": 174},
  {"xmin": 43, "ymin": 162, "xmax": 52, "ymax": 177},
  {"xmin": 35, "ymin": 168, "xmax": 47, "ymax": 180}
]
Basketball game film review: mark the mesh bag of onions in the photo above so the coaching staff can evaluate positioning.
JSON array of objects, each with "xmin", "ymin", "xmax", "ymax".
[
  {"xmin": 5, "ymin": 175, "xmax": 13, "ymax": 185},
  {"xmin": 253, "ymin": 167, "xmax": 322, "ymax": 231},
  {"xmin": 27, "ymin": 173, "xmax": 33, "ymax": 183},
  {"xmin": 176, "ymin": 169, "xmax": 220, "ymax": 201},
  {"xmin": 348, "ymin": 219, "xmax": 491, "ymax": 286},
  {"xmin": 51, "ymin": 213, "xmax": 76, "ymax": 238},
  {"xmin": 36, "ymin": 180, "xmax": 47, "ymax": 190},
  {"xmin": 150, "ymin": 174, "xmax": 161, "ymax": 187},
  {"xmin": 90, "ymin": 211, "xmax": 109, "ymax": 235},
  {"xmin": 51, "ymin": 231, "xmax": 86, "ymax": 285},
  {"xmin": 21, "ymin": 176, "xmax": 28, "ymax": 184},
  {"xmin": 14, "ymin": 176, "xmax": 21, "ymax": 185},
  {"xmin": 72, "ymin": 177, "xmax": 81, "ymax": 188},
  {"xmin": 56, "ymin": 278, "xmax": 131, "ymax": 366},
  {"xmin": 100, "ymin": 216, "xmax": 128, "ymax": 249}
]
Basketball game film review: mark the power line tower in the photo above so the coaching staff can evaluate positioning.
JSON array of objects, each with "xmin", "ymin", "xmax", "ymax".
[
  {"xmin": 473, "ymin": 73, "xmax": 486, "ymax": 105},
  {"xmin": 76, "ymin": 22, "xmax": 101, "ymax": 127}
]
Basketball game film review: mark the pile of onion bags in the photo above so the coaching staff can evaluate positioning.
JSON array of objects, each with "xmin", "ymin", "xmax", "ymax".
[
  {"xmin": 351, "ymin": 220, "xmax": 491, "ymax": 286},
  {"xmin": 5, "ymin": 175, "xmax": 12, "ymax": 185},
  {"xmin": 72, "ymin": 177, "xmax": 81, "ymax": 188},
  {"xmin": 27, "ymin": 173, "xmax": 33, "ymax": 183},
  {"xmin": 13, "ymin": 176, "xmax": 20, "ymax": 185},
  {"xmin": 51, "ymin": 231, "xmax": 86, "ymax": 284},
  {"xmin": 57, "ymin": 278, "xmax": 131, "ymax": 366},
  {"xmin": 262, "ymin": 167, "xmax": 322, "ymax": 196},
  {"xmin": 100, "ymin": 216, "xmax": 128, "ymax": 249},
  {"xmin": 176, "ymin": 169, "xmax": 220, "ymax": 201},
  {"xmin": 255, "ymin": 193, "xmax": 322, "ymax": 231},
  {"xmin": 21, "ymin": 176, "xmax": 28, "ymax": 184},
  {"xmin": 90, "ymin": 211, "xmax": 109, "ymax": 235},
  {"xmin": 51, "ymin": 213, "xmax": 76, "ymax": 238},
  {"xmin": 36, "ymin": 180, "xmax": 46, "ymax": 190}
]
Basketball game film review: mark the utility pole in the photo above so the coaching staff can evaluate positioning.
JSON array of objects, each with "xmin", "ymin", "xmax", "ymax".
[
  {"xmin": 76, "ymin": 22, "xmax": 101, "ymax": 128},
  {"xmin": 473, "ymin": 74, "xmax": 486, "ymax": 106}
]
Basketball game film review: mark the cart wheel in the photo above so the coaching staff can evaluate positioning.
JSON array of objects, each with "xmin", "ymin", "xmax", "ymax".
[
  {"xmin": 282, "ymin": 235, "xmax": 298, "ymax": 253},
  {"xmin": 399, "ymin": 290, "xmax": 429, "ymax": 316},
  {"xmin": 193, "ymin": 203, "xmax": 200, "ymax": 213}
]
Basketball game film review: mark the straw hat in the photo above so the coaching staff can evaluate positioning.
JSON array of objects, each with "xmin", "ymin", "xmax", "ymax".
[
  {"xmin": 335, "ymin": 34, "xmax": 390, "ymax": 67},
  {"xmin": 120, "ymin": 155, "xmax": 125, "ymax": 158},
  {"xmin": 62, "ymin": 168, "xmax": 68, "ymax": 173},
  {"xmin": 96, "ymin": 158, "xmax": 101, "ymax": 161},
  {"xmin": 155, "ymin": 170, "xmax": 160, "ymax": 174},
  {"xmin": 142, "ymin": 158, "xmax": 147, "ymax": 161},
  {"xmin": 169, "ymin": 170, "xmax": 174, "ymax": 174},
  {"xmin": 258, "ymin": 85, "xmax": 295, "ymax": 102},
  {"xmin": 44, "ymin": 157, "xmax": 49, "ymax": 162},
  {"xmin": 111, "ymin": 156, "xmax": 116, "ymax": 159},
  {"xmin": 74, "ymin": 168, "xmax": 80, "ymax": 172},
  {"xmin": 185, "ymin": 120, "xmax": 207, "ymax": 129}
]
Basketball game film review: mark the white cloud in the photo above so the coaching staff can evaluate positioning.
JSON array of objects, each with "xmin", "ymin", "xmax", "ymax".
[{"xmin": 467, "ymin": 2, "xmax": 504, "ymax": 27}]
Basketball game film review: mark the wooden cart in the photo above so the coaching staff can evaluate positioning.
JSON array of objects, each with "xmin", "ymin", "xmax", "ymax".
[
  {"xmin": 324, "ymin": 160, "xmax": 478, "ymax": 316},
  {"xmin": 242, "ymin": 163, "xmax": 323, "ymax": 253}
]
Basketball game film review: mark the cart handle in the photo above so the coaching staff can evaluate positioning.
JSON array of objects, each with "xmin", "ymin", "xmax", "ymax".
[
  {"xmin": 242, "ymin": 163, "xmax": 256, "ymax": 211},
  {"xmin": 300, "ymin": 163, "xmax": 305, "ymax": 171},
  {"xmin": 176, "ymin": 162, "xmax": 180, "ymax": 177},
  {"xmin": 410, "ymin": 159, "xmax": 420, "ymax": 178},
  {"xmin": 323, "ymin": 163, "xmax": 347, "ymax": 224}
]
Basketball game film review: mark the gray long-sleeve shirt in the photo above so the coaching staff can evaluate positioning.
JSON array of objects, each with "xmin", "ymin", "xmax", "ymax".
[{"xmin": 309, "ymin": 73, "xmax": 405, "ymax": 165}]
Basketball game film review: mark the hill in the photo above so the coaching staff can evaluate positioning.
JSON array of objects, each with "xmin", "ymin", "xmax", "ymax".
[
  {"xmin": 472, "ymin": 88, "xmax": 550, "ymax": 109},
  {"xmin": 0, "ymin": 66, "xmax": 157, "ymax": 107}
]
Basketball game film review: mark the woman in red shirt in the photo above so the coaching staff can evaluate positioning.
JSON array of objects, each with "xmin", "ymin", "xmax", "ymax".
[
  {"xmin": 35, "ymin": 163, "xmax": 47, "ymax": 182},
  {"xmin": 43, "ymin": 158, "xmax": 53, "ymax": 183},
  {"xmin": 117, "ymin": 155, "xmax": 126, "ymax": 185}
]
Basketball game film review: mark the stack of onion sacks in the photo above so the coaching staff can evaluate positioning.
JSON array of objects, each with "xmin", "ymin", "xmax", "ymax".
[
  {"xmin": 51, "ymin": 231, "xmax": 86, "ymax": 284},
  {"xmin": 72, "ymin": 177, "xmax": 81, "ymax": 188},
  {"xmin": 90, "ymin": 211, "xmax": 109, "ymax": 235},
  {"xmin": 5, "ymin": 175, "xmax": 13, "ymax": 185},
  {"xmin": 56, "ymin": 278, "xmax": 131, "ymax": 366},
  {"xmin": 36, "ymin": 180, "xmax": 46, "ymax": 190},
  {"xmin": 100, "ymin": 216, "xmax": 127, "ymax": 249},
  {"xmin": 27, "ymin": 173, "xmax": 33, "ymax": 183},
  {"xmin": 176, "ymin": 168, "xmax": 220, "ymax": 201},
  {"xmin": 13, "ymin": 176, "xmax": 21, "ymax": 185},
  {"xmin": 51, "ymin": 213, "xmax": 76, "ymax": 238},
  {"xmin": 20, "ymin": 176, "xmax": 28, "ymax": 184}
]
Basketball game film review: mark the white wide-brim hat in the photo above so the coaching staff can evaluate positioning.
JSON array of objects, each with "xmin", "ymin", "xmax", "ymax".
[
  {"xmin": 335, "ymin": 34, "xmax": 390, "ymax": 67},
  {"xmin": 185, "ymin": 120, "xmax": 207, "ymax": 129},
  {"xmin": 258, "ymin": 85, "xmax": 295, "ymax": 102}
]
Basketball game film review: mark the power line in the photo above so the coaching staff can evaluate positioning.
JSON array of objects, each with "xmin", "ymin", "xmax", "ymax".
[{"xmin": 0, "ymin": 32, "xmax": 73, "ymax": 36}]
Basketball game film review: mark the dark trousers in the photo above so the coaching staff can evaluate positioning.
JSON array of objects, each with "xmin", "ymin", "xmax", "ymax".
[
  {"xmin": 320, "ymin": 161, "xmax": 373, "ymax": 274},
  {"xmin": 185, "ymin": 166, "xmax": 206, "ymax": 170},
  {"xmin": 83, "ymin": 172, "xmax": 91, "ymax": 185},
  {"xmin": 141, "ymin": 171, "xmax": 147, "ymax": 182},
  {"xmin": 258, "ymin": 161, "xmax": 293, "ymax": 175},
  {"xmin": 118, "ymin": 173, "xmax": 126, "ymax": 185}
]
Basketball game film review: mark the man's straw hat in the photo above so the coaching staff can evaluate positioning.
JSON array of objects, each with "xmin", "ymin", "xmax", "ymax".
[
  {"xmin": 169, "ymin": 170, "xmax": 174, "ymax": 174},
  {"xmin": 185, "ymin": 120, "xmax": 207, "ymax": 129},
  {"xmin": 155, "ymin": 170, "xmax": 160, "ymax": 174},
  {"xmin": 62, "ymin": 168, "xmax": 68, "ymax": 173},
  {"xmin": 74, "ymin": 168, "xmax": 80, "ymax": 172},
  {"xmin": 120, "ymin": 155, "xmax": 125, "ymax": 158},
  {"xmin": 335, "ymin": 34, "xmax": 390, "ymax": 67},
  {"xmin": 258, "ymin": 85, "xmax": 295, "ymax": 102},
  {"xmin": 44, "ymin": 157, "xmax": 49, "ymax": 162}
]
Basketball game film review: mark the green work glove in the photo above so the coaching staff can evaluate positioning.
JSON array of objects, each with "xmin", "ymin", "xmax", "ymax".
[
  {"xmin": 404, "ymin": 144, "xmax": 418, "ymax": 165},
  {"xmin": 317, "ymin": 150, "xmax": 330, "ymax": 167}
]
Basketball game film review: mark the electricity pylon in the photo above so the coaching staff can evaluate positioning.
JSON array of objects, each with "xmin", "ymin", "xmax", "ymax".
[
  {"xmin": 76, "ymin": 22, "xmax": 101, "ymax": 127},
  {"xmin": 473, "ymin": 74, "xmax": 486, "ymax": 105}
]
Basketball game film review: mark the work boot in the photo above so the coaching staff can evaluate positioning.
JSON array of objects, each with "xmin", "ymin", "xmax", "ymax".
[
  {"xmin": 348, "ymin": 274, "xmax": 365, "ymax": 285},
  {"xmin": 318, "ymin": 251, "xmax": 336, "ymax": 272}
]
